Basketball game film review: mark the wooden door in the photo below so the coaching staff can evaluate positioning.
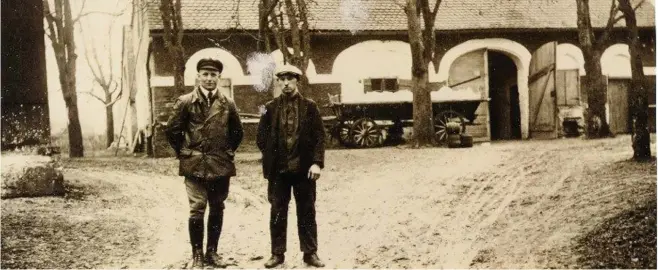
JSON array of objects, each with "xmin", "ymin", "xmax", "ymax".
[
  {"xmin": 441, "ymin": 49, "xmax": 490, "ymax": 141},
  {"xmin": 607, "ymin": 79, "xmax": 630, "ymax": 134},
  {"xmin": 528, "ymin": 42, "xmax": 558, "ymax": 139}
]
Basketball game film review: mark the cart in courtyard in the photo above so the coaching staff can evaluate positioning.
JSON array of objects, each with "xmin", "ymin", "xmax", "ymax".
[{"xmin": 325, "ymin": 91, "xmax": 488, "ymax": 148}]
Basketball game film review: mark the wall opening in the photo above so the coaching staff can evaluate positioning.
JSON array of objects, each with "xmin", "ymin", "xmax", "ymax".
[{"xmin": 488, "ymin": 50, "xmax": 521, "ymax": 140}]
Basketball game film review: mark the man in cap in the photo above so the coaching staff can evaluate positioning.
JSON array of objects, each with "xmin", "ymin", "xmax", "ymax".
[
  {"xmin": 257, "ymin": 64, "xmax": 326, "ymax": 268},
  {"xmin": 165, "ymin": 57, "xmax": 244, "ymax": 268}
]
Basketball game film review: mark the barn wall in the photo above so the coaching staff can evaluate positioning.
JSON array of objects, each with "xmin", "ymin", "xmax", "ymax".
[{"xmin": 143, "ymin": 28, "xmax": 656, "ymax": 155}]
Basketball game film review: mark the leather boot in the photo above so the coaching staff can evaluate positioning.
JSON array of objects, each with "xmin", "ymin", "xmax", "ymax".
[
  {"xmin": 205, "ymin": 214, "xmax": 225, "ymax": 267},
  {"xmin": 191, "ymin": 248, "xmax": 204, "ymax": 269},
  {"xmin": 303, "ymin": 253, "xmax": 325, "ymax": 268},
  {"xmin": 188, "ymin": 218, "xmax": 205, "ymax": 268},
  {"xmin": 264, "ymin": 254, "xmax": 285, "ymax": 268}
]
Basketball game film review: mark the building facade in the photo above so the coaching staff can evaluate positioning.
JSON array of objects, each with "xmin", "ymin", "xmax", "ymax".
[{"xmin": 123, "ymin": 0, "xmax": 656, "ymax": 156}]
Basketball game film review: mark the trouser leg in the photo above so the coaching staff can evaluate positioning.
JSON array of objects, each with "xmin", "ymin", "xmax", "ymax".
[
  {"xmin": 268, "ymin": 175, "xmax": 292, "ymax": 254},
  {"xmin": 185, "ymin": 177, "xmax": 207, "ymax": 251},
  {"xmin": 292, "ymin": 173, "xmax": 318, "ymax": 254},
  {"xmin": 206, "ymin": 177, "xmax": 230, "ymax": 253}
]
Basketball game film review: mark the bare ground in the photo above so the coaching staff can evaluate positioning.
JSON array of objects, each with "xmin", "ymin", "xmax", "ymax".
[{"xmin": 1, "ymin": 135, "xmax": 656, "ymax": 269}]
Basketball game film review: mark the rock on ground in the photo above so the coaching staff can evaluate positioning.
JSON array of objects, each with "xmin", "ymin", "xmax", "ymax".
[{"xmin": 1, "ymin": 153, "xmax": 64, "ymax": 198}]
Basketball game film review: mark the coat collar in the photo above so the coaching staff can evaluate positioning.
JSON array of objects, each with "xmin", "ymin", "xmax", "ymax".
[
  {"xmin": 191, "ymin": 85, "xmax": 227, "ymax": 106},
  {"xmin": 275, "ymin": 93, "xmax": 308, "ymax": 127}
]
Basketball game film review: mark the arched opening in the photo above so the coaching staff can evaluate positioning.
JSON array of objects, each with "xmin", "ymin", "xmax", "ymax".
[
  {"xmin": 332, "ymin": 40, "xmax": 440, "ymax": 103},
  {"xmin": 556, "ymin": 43, "xmax": 585, "ymax": 75},
  {"xmin": 438, "ymin": 38, "xmax": 531, "ymax": 139},
  {"xmin": 488, "ymin": 51, "xmax": 521, "ymax": 140},
  {"xmin": 184, "ymin": 48, "xmax": 244, "ymax": 98}
]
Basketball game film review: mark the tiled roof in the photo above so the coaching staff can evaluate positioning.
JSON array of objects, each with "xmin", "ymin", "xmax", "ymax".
[{"xmin": 145, "ymin": 0, "xmax": 655, "ymax": 31}]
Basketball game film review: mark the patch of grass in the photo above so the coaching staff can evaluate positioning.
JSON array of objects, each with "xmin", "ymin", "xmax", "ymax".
[
  {"xmin": 575, "ymin": 198, "xmax": 657, "ymax": 269},
  {"xmin": 1, "ymin": 206, "xmax": 144, "ymax": 269}
]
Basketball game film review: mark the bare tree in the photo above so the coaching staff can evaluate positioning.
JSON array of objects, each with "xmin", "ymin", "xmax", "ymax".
[
  {"xmin": 257, "ymin": 0, "xmax": 313, "ymax": 92},
  {"xmin": 617, "ymin": 0, "xmax": 651, "ymax": 160},
  {"xmin": 43, "ymin": 0, "xmax": 84, "ymax": 157},
  {"xmin": 79, "ymin": 16, "xmax": 123, "ymax": 148},
  {"xmin": 402, "ymin": 0, "xmax": 443, "ymax": 147},
  {"xmin": 159, "ymin": 0, "xmax": 186, "ymax": 92},
  {"xmin": 575, "ymin": 0, "xmax": 630, "ymax": 138}
]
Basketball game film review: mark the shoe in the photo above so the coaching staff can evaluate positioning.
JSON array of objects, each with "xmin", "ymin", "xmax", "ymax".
[
  {"xmin": 264, "ymin": 254, "xmax": 285, "ymax": 268},
  {"xmin": 205, "ymin": 251, "xmax": 227, "ymax": 267},
  {"xmin": 303, "ymin": 253, "xmax": 325, "ymax": 267},
  {"xmin": 191, "ymin": 249, "xmax": 204, "ymax": 268}
]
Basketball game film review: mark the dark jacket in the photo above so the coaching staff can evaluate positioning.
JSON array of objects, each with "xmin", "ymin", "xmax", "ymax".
[
  {"xmin": 165, "ymin": 87, "xmax": 244, "ymax": 179},
  {"xmin": 257, "ymin": 94, "xmax": 325, "ymax": 180}
]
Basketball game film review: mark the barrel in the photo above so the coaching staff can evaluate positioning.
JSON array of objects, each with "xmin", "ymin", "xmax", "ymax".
[
  {"xmin": 448, "ymin": 134, "xmax": 461, "ymax": 148},
  {"xmin": 460, "ymin": 134, "xmax": 474, "ymax": 148}
]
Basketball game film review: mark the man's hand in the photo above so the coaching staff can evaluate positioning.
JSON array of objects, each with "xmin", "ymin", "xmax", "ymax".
[{"xmin": 307, "ymin": 164, "xmax": 322, "ymax": 181}]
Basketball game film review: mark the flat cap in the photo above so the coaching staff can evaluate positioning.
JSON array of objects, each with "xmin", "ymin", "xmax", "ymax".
[
  {"xmin": 196, "ymin": 58, "xmax": 223, "ymax": 72},
  {"xmin": 274, "ymin": 64, "xmax": 303, "ymax": 78}
]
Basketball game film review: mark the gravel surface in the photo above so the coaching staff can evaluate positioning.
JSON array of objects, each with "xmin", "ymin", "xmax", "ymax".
[{"xmin": 1, "ymin": 135, "xmax": 655, "ymax": 269}]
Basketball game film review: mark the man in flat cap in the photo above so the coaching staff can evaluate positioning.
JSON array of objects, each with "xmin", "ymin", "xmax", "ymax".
[
  {"xmin": 257, "ymin": 64, "xmax": 326, "ymax": 268},
  {"xmin": 165, "ymin": 57, "xmax": 243, "ymax": 268}
]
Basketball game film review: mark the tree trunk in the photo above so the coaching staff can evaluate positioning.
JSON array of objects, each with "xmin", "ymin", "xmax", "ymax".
[
  {"xmin": 582, "ymin": 49, "xmax": 612, "ymax": 137},
  {"xmin": 618, "ymin": 0, "xmax": 652, "ymax": 160},
  {"xmin": 159, "ymin": 0, "xmax": 185, "ymax": 94},
  {"xmin": 412, "ymin": 71, "xmax": 434, "ymax": 146},
  {"xmin": 576, "ymin": 0, "xmax": 612, "ymax": 138},
  {"xmin": 406, "ymin": 0, "xmax": 434, "ymax": 147},
  {"xmin": 172, "ymin": 47, "xmax": 185, "ymax": 93},
  {"xmin": 64, "ymin": 93, "xmax": 84, "ymax": 157},
  {"xmin": 106, "ymin": 104, "xmax": 115, "ymax": 148}
]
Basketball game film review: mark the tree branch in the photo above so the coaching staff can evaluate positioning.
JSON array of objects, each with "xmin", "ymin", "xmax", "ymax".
[
  {"xmin": 73, "ymin": 6, "xmax": 127, "ymax": 24},
  {"xmin": 74, "ymin": 0, "xmax": 87, "ymax": 22},
  {"xmin": 283, "ymin": 0, "xmax": 301, "ymax": 62},
  {"xmin": 81, "ymin": 90, "xmax": 106, "ymax": 104},
  {"xmin": 296, "ymin": 0, "xmax": 311, "ymax": 70},
  {"xmin": 80, "ymin": 23, "xmax": 104, "ymax": 84},
  {"xmin": 431, "ymin": 0, "xmax": 441, "ymax": 19},
  {"xmin": 43, "ymin": 1, "xmax": 59, "ymax": 44}
]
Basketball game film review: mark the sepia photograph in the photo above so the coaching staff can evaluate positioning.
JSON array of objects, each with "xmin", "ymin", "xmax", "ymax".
[{"xmin": 1, "ymin": 0, "xmax": 656, "ymax": 269}]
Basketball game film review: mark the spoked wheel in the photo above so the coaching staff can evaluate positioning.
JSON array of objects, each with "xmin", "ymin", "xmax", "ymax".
[
  {"xmin": 350, "ymin": 118, "xmax": 383, "ymax": 148},
  {"xmin": 336, "ymin": 120, "xmax": 355, "ymax": 147},
  {"xmin": 434, "ymin": 110, "xmax": 466, "ymax": 143}
]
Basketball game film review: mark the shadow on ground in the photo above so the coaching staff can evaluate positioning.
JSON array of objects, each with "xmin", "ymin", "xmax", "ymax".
[{"xmin": 574, "ymin": 159, "xmax": 656, "ymax": 270}]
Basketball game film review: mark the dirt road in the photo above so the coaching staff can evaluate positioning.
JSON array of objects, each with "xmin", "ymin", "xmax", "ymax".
[{"xmin": 2, "ymin": 136, "xmax": 655, "ymax": 269}]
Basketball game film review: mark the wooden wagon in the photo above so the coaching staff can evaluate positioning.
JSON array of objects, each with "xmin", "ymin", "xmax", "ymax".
[{"xmin": 325, "ymin": 94, "xmax": 488, "ymax": 148}]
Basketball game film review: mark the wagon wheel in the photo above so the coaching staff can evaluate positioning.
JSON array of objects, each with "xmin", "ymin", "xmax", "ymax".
[
  {"xmin": 434, "ymin": 110, "xmax": 466, "ymax": 143},
  {"xmin": 336, "ymin": 120, "xmax": 355, "ymax": 147},
  {"xmin": 350, "ymin": 118, "xmax": 383, "ymax": 148}
]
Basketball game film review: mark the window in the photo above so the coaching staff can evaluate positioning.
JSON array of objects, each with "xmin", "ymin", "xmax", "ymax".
[{"xmin": 364, "ymin": 78, "xmax": 399, "ymax": 93}]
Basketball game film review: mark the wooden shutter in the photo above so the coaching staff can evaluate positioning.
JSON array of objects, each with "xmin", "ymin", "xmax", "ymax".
[
  {"xmin": 398, "ymin": 78, "xmax": 412, "ymax": 89},
  {"xmin": 556, "ymin": 69, "xmax": 580, "ymax": 106},
  {"xmin": 363, "ymin": 78, "xmax": 372, "ymax": 93}
]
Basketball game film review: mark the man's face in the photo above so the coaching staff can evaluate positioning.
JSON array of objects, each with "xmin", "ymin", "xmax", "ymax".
[
  {"xmin": 277, "ymin": 74, "xmax": 299, "ymax": 96},
  {"xmin": 197, "ymin": 69, "xmax": 221, "ymax": 90}
]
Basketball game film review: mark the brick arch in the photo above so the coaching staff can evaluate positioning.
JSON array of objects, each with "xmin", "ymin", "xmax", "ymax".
[
  {"xmin": 601, "ymin": 43, "xmax": 631, "ymax": 78},
  {"xmin": 331, "ymin": 40, "xmax": 439, "ymax": 102},
  {"xmin": 557, "ymin": 43, "xmax": 585, "ymax": 74},
  {"xmin": 269, "ymin": 48, "xmax": 317, "ymax": 76},
  {"xmin": 437, "ymin": 38, "xmax": 532, "ymax": 139},
  {"xmin": 184, "ymin": 47, "xmax": 244, "ymax": 86}
]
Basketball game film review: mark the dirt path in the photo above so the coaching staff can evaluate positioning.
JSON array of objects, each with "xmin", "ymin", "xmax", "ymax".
[{"xmin": 2, "ymin": 136, "xmax": 654, "ymax": 269}]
